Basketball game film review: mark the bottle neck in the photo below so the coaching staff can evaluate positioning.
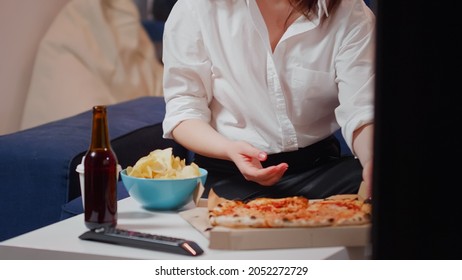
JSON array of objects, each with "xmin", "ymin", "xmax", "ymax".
[{"xmin": 90, "ymin": 106, "xmax": 111, "ymax": 149}]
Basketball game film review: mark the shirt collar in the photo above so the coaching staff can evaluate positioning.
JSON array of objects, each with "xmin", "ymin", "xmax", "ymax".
[
  {"xmin": 246, "ymin": 0, "xmax": 329, "ymax": 18},
  {"xmin": 318, "ymin": 0, "xmax": 330, "ymax": 18}
]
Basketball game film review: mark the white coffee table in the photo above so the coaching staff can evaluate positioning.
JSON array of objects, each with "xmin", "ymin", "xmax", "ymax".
[{"xmin": 0, "ymin": 197, "xmax": 367, "ymax": 259}]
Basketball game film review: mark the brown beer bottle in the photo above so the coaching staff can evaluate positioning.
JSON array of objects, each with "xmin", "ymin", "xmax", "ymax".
[{"xmin": 84, "ymin": 105, "xmax": 118, "ymax": 230}]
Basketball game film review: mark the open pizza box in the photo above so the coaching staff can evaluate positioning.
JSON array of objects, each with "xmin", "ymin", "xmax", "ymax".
[{"xmin": 180, "ymin": 182, "xmax": 372, "ymax": 250}]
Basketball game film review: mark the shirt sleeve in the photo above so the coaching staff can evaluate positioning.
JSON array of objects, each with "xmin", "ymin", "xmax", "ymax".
[
  {"xmin": 334, "ymin": 1, "xmax": 376, "ymax": 151},
  {"xmin": 161, "ymin": 0, "xmax": 213, "ymax": 139}
]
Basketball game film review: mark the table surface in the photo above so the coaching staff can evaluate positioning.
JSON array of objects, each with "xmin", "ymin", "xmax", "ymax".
[{"xmin": 0, "ymin": 198, "xmax": 366, "ymax": 260}]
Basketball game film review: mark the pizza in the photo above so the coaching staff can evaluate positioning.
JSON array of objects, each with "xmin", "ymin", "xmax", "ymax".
[{"xmin": 208, "ymin": 190, "xmax": 371, "ymax": 228}]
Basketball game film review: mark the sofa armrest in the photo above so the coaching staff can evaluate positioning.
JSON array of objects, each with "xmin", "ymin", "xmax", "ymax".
[{"xmin": 0, "ymin": 96, "xmax": 185, "ymax": 241}]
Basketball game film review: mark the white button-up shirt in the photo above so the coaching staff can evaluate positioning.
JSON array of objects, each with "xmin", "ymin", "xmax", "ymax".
[{"xmin": 162, "ymin": 0, "xmax": 375, "ymax": 154}]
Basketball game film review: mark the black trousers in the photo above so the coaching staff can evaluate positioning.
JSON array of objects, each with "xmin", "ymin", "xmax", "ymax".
[{"xmin": 194, "ymin": 135, "xmax": 363, "ymax": 201}]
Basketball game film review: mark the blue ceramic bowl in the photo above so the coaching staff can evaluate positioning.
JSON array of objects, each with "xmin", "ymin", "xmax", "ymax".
[{"xmin": 120, "ymin": 168, "xmax": 207, "ymax": 211}]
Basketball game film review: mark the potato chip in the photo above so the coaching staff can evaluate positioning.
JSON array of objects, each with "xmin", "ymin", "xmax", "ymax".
[{"xmin": 126, "ymin": 148, "xmax": 200, "ymax": 179}]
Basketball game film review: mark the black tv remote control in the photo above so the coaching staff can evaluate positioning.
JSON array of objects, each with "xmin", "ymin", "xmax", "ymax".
[{"xmin": 79, "ymin": 227, "xmax": 204, "ymax": 256}]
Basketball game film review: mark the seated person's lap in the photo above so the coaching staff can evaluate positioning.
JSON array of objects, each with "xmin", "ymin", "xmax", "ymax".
[
  {"xmin": 209, "ymin": 157, "xmax": 362, "ymax": 201},
  {"xmin": 195, "ymin": 135, "xmax": 362, "ymax": 200}
]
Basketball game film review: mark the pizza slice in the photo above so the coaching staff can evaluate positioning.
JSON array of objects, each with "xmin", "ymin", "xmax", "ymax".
[{"xmin": 308, "ymin": 198, "xmax": 371, "ymax": 226}]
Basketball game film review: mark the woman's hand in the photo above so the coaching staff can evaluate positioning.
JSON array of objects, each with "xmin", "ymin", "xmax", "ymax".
[
  {"xmin": 352, "ymin": 123, "xmax": 374, "ymax": 198},
  {"xmin": 171, "ymin": 120, "xmax": 288, "ymax": 186},
  {"xmin": 227, "ymin": 141, "xmax": 288, "ymax": 186},
  {"xmin": 361, "ymin": 159, "xmax": 373, "ymax": 198}
]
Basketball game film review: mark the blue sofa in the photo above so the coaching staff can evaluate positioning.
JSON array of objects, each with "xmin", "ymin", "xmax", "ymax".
[{"xmin": 0, "ymin": 97, "xmax": 187, "ymax": 242}]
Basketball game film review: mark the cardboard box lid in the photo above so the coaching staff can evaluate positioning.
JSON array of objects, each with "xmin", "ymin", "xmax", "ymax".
[{"xmin": 180, "ymin": 207, "xmax": 371, "ymax": 250}]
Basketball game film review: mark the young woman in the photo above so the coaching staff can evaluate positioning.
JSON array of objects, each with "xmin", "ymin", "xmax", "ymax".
[{"xmin": 162, "ymin": 0, "xmax": 375, "ymax": 200}]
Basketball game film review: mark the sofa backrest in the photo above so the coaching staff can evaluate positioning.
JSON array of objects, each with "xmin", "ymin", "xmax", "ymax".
[{"xmin": 0, "ymin": 0, "xmax": 70, "ymax": 136}]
